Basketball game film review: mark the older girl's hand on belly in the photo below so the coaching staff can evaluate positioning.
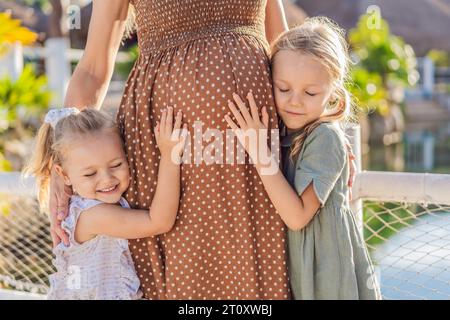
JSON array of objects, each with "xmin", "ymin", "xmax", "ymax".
[{"xmin": 225, "ymin": 92, "xmax": 271, "ymax": 166}]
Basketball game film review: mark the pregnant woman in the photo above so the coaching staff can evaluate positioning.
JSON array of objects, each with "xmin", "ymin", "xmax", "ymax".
[{"xmin": 49, "ymin": 0, "xmax": 290, "ymax": 299}]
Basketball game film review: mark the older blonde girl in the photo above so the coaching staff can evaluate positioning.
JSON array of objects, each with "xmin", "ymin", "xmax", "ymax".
[{"xmin": 225, "ymin": 17, "xmax": 381, "ymax": 300}]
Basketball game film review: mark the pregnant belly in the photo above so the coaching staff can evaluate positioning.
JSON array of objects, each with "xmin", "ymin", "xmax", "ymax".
[{"xmin": 119, "ymin": 32, "xmax": 279, "ymax": 164}]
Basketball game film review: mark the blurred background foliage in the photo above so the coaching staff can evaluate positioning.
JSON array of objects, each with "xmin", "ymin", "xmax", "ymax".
[
  {"xmin": 0, "ymin": 11, "xmax": 50, "ymax": 172},
  {"xmin": 0, "ymin": 12, "xmax": 37, "ymax": 56},
  {"xmin": 348, "ymin": 12, "xmax": 419, "ymax": 116}
]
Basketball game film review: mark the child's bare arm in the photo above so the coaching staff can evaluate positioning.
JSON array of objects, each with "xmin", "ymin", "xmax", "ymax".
[
  {"xmin": 76, "ymin": 204, "xmax": 174, "ymax": 242},
  {"xmin": 254, "ymin": 158, "xmax": 321, "ymax": 231},
  {"xmin": 75, "ymin": 108, "xmax": 187, "ymax": 242}
]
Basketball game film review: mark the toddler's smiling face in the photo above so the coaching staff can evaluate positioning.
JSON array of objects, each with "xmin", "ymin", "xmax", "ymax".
[{"xmin": 56, "ymin": 129, "xmax": 130, "ymax": 203}]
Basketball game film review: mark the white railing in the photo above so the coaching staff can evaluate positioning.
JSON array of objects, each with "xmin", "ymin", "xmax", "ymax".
[
  {"xmin": 354, "ymin": 171, "xmax": 450, "ymax": 205},
  {"xmin": 0, "ymin": 40, "xmax": 131, "ymax": 107}
]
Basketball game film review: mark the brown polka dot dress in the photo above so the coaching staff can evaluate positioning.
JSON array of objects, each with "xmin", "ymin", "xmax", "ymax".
[{"xmin": 117, "ymin": 0, "xmax": 290, "ymax": 300}]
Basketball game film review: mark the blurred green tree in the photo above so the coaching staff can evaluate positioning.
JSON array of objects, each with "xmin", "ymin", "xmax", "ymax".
[
  {"xmin": 348, "ymin": 11, "xmax": 419, "ymax": 116},
  {"xmin": 0, "ymin": 65, "xmax": 51, "ymax": 135},
  {"xmin": 0, "ymin": 12, "xmax": 51, "ymax": 171}
]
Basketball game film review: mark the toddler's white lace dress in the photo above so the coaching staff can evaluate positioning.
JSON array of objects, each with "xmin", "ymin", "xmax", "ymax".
[{"xmin": 47, "ymin": 195, "xmax": 142, "ymax": 300}]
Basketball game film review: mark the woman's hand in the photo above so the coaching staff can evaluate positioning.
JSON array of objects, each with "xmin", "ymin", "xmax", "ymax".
[
  {"xmin": 48, "ymin": 166, "xmax": 72, "ymax": 247},
  {"xmin": 155, "ymin": 107, "xmax": 188, "ymax": 164},
  {"xmin": 225, "ymin": 92, "xmax": 271, "ymax": 166}
]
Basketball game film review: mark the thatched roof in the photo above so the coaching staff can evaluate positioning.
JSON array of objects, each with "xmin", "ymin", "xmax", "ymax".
[{"xmin": 294, "ymin": 0, "xmax": 450, "ymax": 55}]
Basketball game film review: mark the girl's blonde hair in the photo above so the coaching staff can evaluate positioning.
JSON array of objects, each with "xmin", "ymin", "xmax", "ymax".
[
  {"xmin": 123, "ymin": 4, "xmax": 136, "ymax": 39},
  {"xmin": 270, "ymin": 17, "xmax": 352, "ymax": 163},
  {"xmin": 23, "ymin": 109, "xmax": 119, "ymax": 211}
]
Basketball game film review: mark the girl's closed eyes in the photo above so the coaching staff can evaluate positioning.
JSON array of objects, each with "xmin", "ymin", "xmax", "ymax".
[
  {"xmin": 82, "ymin": 161, "xmax": 124, "ymax": 177},
  {"xmin": 275, "ymin": 83, "xmax": 320, "ymax": 96}
]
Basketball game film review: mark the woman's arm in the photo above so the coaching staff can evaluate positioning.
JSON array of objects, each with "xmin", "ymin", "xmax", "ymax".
[
  {"xmin": 64, "ymin": 0, "xmax": 130, "ymax": 109},
  {"xmin": 265, "ymin": 0, "xmax": 289, "ymax": 44},
  {"xmin": 75, "ymin": 108, "xmax": 187, "ymax": 242}
]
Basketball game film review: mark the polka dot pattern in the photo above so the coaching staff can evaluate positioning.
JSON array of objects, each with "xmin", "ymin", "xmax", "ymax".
[{"xmin": 117, "ymin": 0, "xmax": 290, "ymax": 300}]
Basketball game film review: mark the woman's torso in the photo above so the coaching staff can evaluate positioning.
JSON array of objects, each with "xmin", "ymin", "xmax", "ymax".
[{"xmin": 118, "ymin": 0, "xmax": 290, "ymax": 299}]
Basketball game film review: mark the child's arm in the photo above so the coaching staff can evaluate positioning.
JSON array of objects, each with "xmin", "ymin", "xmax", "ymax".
[
  {"xmin": 76, "ymin": 108, "xmax": 188, "ymax": 242},
  {"xmin": 254, "ymin": 158, "xmax": 321, "ymax": 231},
  {"xmin": 225, "ymin": 93, "xmax": 341, "ymax": 231},
  {"xmin": 77, "ymin": 157, "xmax": 181, "ymax": 240}
]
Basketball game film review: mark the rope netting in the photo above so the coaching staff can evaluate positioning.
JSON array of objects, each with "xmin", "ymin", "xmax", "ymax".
[
  {"xmin": 1, "ymin": 194, "xmax": 449, "ymax": 299},
  {"xmin": 363, "ymin": 202, "xmax": 450, "ymax": 300},
  {"xmin": 0, "ymin": 195, "xmax": 53, "ymax": 295}
]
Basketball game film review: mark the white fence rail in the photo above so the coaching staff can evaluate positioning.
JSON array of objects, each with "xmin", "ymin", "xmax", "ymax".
[
  {"xmin": 354, "ymin": 171, "xmax": 450, "ymax": 205},
  {"xmin": 0, "ymin": 40, "xmax": 131, "ymax": 107}
]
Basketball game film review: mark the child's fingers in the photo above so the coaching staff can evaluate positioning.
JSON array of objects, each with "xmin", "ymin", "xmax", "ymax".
[
  {"xmin": 261, "ymin": 106, "xmax": 269, "ymax": 128},
  {"xmin": 247, "ymin": 92, "xmax": 260, "ymax": 121},
  {"xmin": 180, "ymin": 123, "xmax": 189, "ymax": 146},
  {"xmin": 50, "ymin": 229, "xmax": 60, "ymax": 248},
  {"xmin": 225, "ymin": 113, "xmax": 239, "ymax": 130},
  {"xmin": 154, "ymin": 121, "xmax": 160, "ymax": 137},
  {"xmin": 160, "ymin": 109, "xmax": 167, "ymax": 133},
  {"xmin": 54, "ymin": 225, "xmax": 70, "ymax": 247},
  {"xmin": 227, "ymin": 100, "xmax": 247, "ymax": 129},
  {"xmin": 165, "ymin": 107, "xmax": 174, "ymax": 136},
  {"xmin": 348, "ymin": 159, "xmax": 356, "ymax": 187},
  {"xmin": 171, "ymin": 111, "xmax": 183, "ymax": 141},
  {"xmin": 174, "ymin": 110, "xmax": 182, "ymax": 129},
  {"xmin": 232, "ymin": 93, "xmax": 252, "ymax": 124}
]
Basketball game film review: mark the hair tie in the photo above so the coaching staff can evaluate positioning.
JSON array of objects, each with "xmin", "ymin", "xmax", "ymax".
[{"xmin": 44, "ymin": 108, "xmax": 80, "ymax": 128}]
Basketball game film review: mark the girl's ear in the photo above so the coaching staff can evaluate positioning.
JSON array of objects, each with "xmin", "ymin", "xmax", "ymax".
[
  {"xmin": 54, "ymin": 164, "xmax": 72, "ymax": 186},
  {"xmin": 326, "ymin": 92, "xmax": 339, "ymax": 109}
]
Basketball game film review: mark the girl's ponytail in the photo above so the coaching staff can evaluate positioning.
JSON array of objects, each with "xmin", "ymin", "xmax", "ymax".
[{"xmin": 23, "ymin": 122, "xmax": 55, "ymax": 211}]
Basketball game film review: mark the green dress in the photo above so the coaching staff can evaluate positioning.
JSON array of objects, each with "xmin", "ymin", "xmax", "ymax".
[{"xmin": 281, "ymin": 122, "xmax": 381, "ymax": 300}]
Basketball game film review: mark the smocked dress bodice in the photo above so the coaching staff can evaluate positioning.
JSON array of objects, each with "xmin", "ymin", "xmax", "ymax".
[{"xmin": 130, "ymin": 0, "xmax": 268, "ymax": 53}]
